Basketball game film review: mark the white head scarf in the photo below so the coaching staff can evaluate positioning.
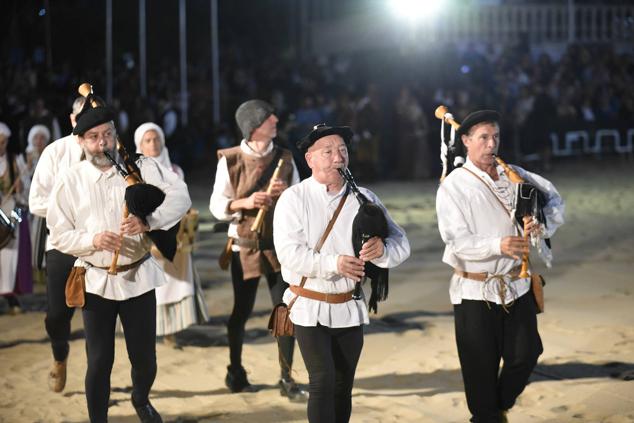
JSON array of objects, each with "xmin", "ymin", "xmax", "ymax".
[
  {"xmin": 26, "ymin": 124, "xmax": 51, "ymax": 154},
  {"xmin": 0, "ymin": 122, "xmax": 11, "ymax": 138},
  {"xmin": 134, "ymin": 122, "xmax": 173, "ymax": 171}
]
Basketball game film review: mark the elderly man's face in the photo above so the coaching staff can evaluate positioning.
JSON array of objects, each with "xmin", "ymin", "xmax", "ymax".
[
  {"xmin": 140, "ymin": 129, "xmax": 162, "ymax": 158},
  {"xmin": 79, "ymin": 122, "xmax": 117, "ymax": 168},
  {"xmin": 305, "ymin": 135, "xmax": 348, "ymax": 187},
  {"xmin": 462, "ymin": 122, "xmax": 500, "ymax": 170}
]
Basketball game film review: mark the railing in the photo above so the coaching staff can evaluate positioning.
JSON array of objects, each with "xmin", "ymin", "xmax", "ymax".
[
  {"xmin": 310, "ymin": 4, "xmax": 634, "ymax": 54},
  {"xmin": 437, "ymin": 4, "xmax": 634, "ymax": 44},
  {"xmin": 549, "ymin": 128, "xmax": 634, "ymax": 157}
]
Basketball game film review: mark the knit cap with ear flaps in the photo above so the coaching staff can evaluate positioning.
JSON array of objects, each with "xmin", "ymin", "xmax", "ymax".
[{"xmin": 235, "ymin": 99, "xmax": 274, "ymax": 140}]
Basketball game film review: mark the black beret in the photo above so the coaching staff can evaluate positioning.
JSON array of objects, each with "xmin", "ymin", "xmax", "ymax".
[
  {"xmin": 456, "ymin": 110, "xmax": 500, "ymax": 139},
  {"xmin": 73, "ymin": 106, "xmax": 116, "ymax": 136},
  {"xmin": 297, "ymin": 124, "xmax": 353, "ymax": 152}
]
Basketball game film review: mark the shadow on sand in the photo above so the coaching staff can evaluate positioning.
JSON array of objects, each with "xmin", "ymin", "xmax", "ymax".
[
  {"xmin": 172, "ymin": 309, "xmax": 442, "ymax": 348},
  {"xmin": 352, "ymin": 361, "xmax": 634, "ymax": 398}
]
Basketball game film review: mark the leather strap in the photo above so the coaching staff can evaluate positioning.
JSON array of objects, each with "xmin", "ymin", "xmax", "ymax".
[
  {"xmin": 91, "ymin": 253, "xmax": 150, "ymax": 272},
  {"xmin": 243, "ymin": 147, "xmax": 284, "ymax": 198},
  {"xmin": 289, "ymin": 285, "xmax": 354, "ymax": 304},
  {"xmin": 454, "ymin": 265, "xmax": 523, "ymax": 282},
  {"xmin": 288, "ymin": 188, "xmax": 349, "ymax": 309}
]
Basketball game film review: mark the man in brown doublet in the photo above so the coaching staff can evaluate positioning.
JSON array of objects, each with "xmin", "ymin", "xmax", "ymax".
[{"xmin": 209, "ymin": 99, "xmax": 307, "ymax": 401}]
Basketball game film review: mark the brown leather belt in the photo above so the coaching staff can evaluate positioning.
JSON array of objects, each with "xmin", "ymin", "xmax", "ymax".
[
  {"xmin": 232, "ymin": 237, "xmax": 274, "ymax": 250},
  {"xmin": 454, "ymin": 266, "xmax": 523, "ymax": 282},
  {"xmin": 289, "ymin": 285, "xmax": 355, "ymax": 304},
  {"xmin": 92, "ymin": 254, "xmax": 150, "ymax": 272}
]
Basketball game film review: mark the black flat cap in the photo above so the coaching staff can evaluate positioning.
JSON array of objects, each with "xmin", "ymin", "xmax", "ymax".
[
  {"xmin": 297, "ymin": 124, "xmax": 353, "ymax": 152},
  {"xmin": 456, "ymin": 110, "xmax": 500, "ymax": 139},
  {"xmin": 73, "ymin": 106, "xmax": 116, "ymax": 136}
]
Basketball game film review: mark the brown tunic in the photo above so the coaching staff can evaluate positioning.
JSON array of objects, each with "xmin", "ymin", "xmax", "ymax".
[{"xmin": 217, "ymin": 145, "xmax": 294, "ymax": 279}]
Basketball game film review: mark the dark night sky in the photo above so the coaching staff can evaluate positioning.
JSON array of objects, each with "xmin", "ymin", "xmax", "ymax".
[{"xmin": 1, "ymin": 0, "xmax": 295, "ymax": 70}]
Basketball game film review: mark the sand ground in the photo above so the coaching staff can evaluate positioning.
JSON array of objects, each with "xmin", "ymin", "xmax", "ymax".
[{"xmin": 1, "ymin": 158, "xmax": 633, "ymax": 423}]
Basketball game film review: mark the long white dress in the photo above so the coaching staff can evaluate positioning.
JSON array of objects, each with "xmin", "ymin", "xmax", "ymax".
[
  {"xmin": 133, "ymin": 122, "xmax": 208, "ymax": 335},
  {"xmin": 152, "ymin": 162, "xmax": 209, "ymax": 336}
]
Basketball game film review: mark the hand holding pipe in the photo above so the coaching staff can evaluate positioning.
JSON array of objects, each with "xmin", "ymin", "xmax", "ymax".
[
  {"xmin": 102, "ymin": 150, "xmax": 143, "ymax": 275},
  {"xmin": 250, "ymin": 159, "xmax": 284, "ymax": 233}
]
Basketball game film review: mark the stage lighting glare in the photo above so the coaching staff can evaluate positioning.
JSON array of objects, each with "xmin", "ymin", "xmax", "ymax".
[{"xmin": 388, "ymin": 0, "xmax": 443, "ymax": 21}]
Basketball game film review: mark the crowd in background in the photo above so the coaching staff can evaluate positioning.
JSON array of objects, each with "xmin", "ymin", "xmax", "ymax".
[{"xmin": 1, "ymin": 41, "xmax": 633, "ymax": 181}]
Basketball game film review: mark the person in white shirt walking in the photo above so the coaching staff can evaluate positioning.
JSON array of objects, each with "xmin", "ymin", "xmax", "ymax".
[
  {"xmin": 273, "ymin": 124, "xmax": 410, "ymax": 423},
  {"xmin": 28, "ymin": 96, "xmax": 85, "ymax": 393},
  {"xmin": 209, "ymin": 99, "xmax": 306, "ymax": 400},
  {"xmin": 436, "ymin": 110, "xmax": 565, "ymax": 423},
  {"xmin": 47, "ymin": 92, "xmax": 191, "ymax": 423}
]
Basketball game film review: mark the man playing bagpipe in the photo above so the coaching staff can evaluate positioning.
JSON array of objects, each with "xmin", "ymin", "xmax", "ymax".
[
  {"xmin": 273, "ymin": 124, "xmax": 410, "ymax": 423},
  {"xmin": 435, "ymin": 109, "xmax": 565, "ymax": 423},
  {"xmin": 47, "ymin": 85, "xmax": 191, "ymax": 423}
]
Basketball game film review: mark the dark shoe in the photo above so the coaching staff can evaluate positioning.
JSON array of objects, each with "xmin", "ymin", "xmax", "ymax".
[
  {"xmin": 279, "ymin": 378, "xmax": 309, "ymax": 402},
  {"xmin": 133, "ymin": 400, "xmax": 163, "ymax": 423},
  {"xmin": 225, "ymin": 365, "xmax": 258, "ymax": 393}
]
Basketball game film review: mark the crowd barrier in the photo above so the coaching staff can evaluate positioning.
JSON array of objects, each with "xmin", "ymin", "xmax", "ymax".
[{"xmin": 549, "ymin": 128, "xmax": 634, "ymax": 156}]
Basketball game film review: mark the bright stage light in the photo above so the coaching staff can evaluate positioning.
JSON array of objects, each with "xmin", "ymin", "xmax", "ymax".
[{"xmin": 387, "ymin": 0, "xmax": 445, "ymax": 21}]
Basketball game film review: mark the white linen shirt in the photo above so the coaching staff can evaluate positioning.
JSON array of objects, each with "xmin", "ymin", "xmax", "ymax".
[
  {"xmin": 209, "ymin": 139, "xmax": 300, "ymax": 250},
  {"xmin": 28, "ymin": 134, "xmax": 84, "ymax": 251},
  {"xmin": 436, "ymin": 158, "xmax": 565, "ymax": 305},
  {"xmin": 47, "ymin": 157, "xmax": 191, "ymax": 301},
  {"xmin": 273, "ymin": 176, "xmax": 410, "ymax": 328}
]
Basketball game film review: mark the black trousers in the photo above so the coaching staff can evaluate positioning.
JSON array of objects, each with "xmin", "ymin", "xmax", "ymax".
[
  {"xmin": 228, "ymin": 252, "xmax": 294, "ymax": 379},
  {"xmin": 294, "ymin": 324, "xmax": 364, "ymax": 423},
  {"xmin": 454, "ymin": 293, "xmax": 543, "ymax": 423},
  {"xmin": 82, "ymin": 290, "xmax": 157, "ymax": 423},
  {"xmin": 44, "ymin": 249, "xmax": 77, "ymax": 362}
]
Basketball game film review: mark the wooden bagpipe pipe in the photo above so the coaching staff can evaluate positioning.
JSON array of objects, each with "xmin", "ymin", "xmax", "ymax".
[
  {"xmin": 337, "ymin": 167, "xmax": 389, "ymax": 313},
  {"xmin": 250, "ymin": 158, "xmax": 285, "ymax": 234},
  {"xmin": 434, "ymin": 105, "xmax": 466, "ymax": 182},
  {"xmin": 434, "ymin": 104, "xmax": 550, "ymax": 276},
  {"xmin": 77, "ymin": 83, "xmax": 179, "ymax": 274}
]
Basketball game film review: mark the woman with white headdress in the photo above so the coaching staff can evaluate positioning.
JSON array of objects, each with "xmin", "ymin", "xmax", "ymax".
[
  {"xmin": 134, "ymin": 122, "xmax": 208, "ymax": 342},
  {"xmin": 23, "ymin": 125, "xmax": 51, "ymax": 278},
  {"xmin": 0, "ymin": 122, "xmax": 32, "ymax": 313},
  {"xmin": 25, "ymin": 124, "xmax": 51, "ymax": 176}
]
